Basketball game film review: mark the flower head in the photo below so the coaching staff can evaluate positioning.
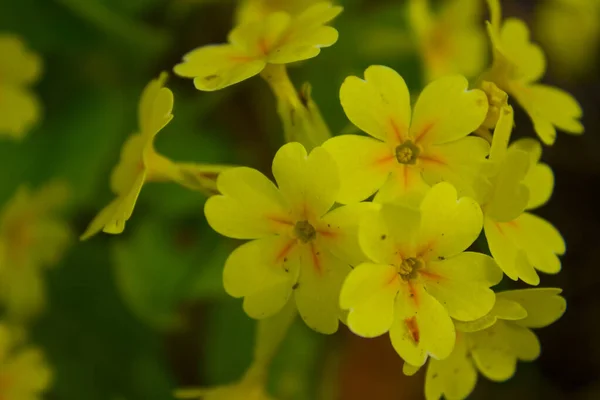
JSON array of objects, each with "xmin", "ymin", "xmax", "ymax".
[
  {"xmin": 420, "ymin": 288, "xmax": 566, "ymax": 400},
  {"xmin": 484, "ymin": 0, "xmax": 584, "ymax": 145},
  {"xmin": 174, "ymin": 2, "xmax": 342, "ymax": 91},
  {"xmin": 340, "ymin": 182, "xmax": 502, "ymax": 367},
  {"xmin": 323, "ymin": 66, "xmax": 489, "ymax": 205},
  {"xmin": 0, "ymin": 181, "xmax": 71, "ymax": 320},
  {"xmin": 236, "ymin": 0, "xmax": 326, "ymax": 25},
  {"xmin": 475, "ymin": 105, "xmax": 565, "ymax": 285},
  {"xmin": 0, "ymin": 35, "xmax": 42, "ymax": 139},
  {"xmin": 0, "ymin": 324, "xmax": 53, "ymax": 400},
  {"xmin": 204, "ymin": 142, "xmax": 373, "ymax": 334},
  {"xmin": 409, "ymin": 0, "xmax": 487, "ymax": 82}
]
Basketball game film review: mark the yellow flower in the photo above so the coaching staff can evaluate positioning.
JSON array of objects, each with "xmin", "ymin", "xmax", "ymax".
[
  {"xmin": 536, "ymin": 0, "xmax": 600, "ymax": 78},
  {"xmin": 0, "ymin": 324, "xmax": 52, "ymax": 400},
  {"xmin": 476, "ymin": 105, "xmax": 565, "ymax": 285},
  {"xmin": 484, "ymin": 0, "xmax": 584, "ymax": 145},
  {"xmin": 409, "ymin": 0, "xmax": 487, "ymax": 82},
  {"xmin": 0, "ymin": 35, "xmax": 42, "ymax": 139},
  {"xmin": 174, "ymin": 2, "xmax": 342, "ymax": 91},
  {"xmin": 323, "ymin": 66, "xmax": 489, "ymax": 206},
  {"xmin": 236, "ymin": 0, "xmax": 325, "ymax": 25},
  {"xmin": 81, "ymin": 73, "xmax": 228, "ymax": 240},
  {"xmin": 340, "ymin": 182, "xmax": 502, "ymax": 367},
  {"xmin": 419, "ymin": 288, "xmax": 566, "ymax": 400},
  {"xmin": 0, "ymin": 181, "xmax": 71, "ymax": 321},
  {"xmin": 204, "ymin": 142, "xmax": 373, "ymax": 334}
]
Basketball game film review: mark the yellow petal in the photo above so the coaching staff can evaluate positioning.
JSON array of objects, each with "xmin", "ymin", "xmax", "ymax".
[
  {"xmin": 512, "ymin": 83, "xmax": 584, "ymax": 145},
  {"xmin": 110, "ymin": 134, "xmax": 146, "ymax": 195},
  {"xmin": 340, "ymin": 263, "xmax": 399, "ymax": 338},
  {"xmin": 418, "ymin": 182, "xmax": 483, "ymax": 259},
  {"xmin": 389, "ymin": 282, "xmax": 455, "ymax": 366},
  {"xmin": 80, "ymin": 172, "xmax": 146, "ymax": 240},
  {"xmin": 318, "ymin": 202, "xmax": 377, "ymax": 266},
  {"xmin": 223, "ymin": 237, "xmax": 300, "ymax": 319},
  {"xmin": 339, "ymin": 65, "xmax": 411, "ymax": 144},
  {"xmin": 499, "ymin": 18, "xmax": 546, "ymax": 83},
  {"xmin": 272, "ymin": 142, "xmax": 338, "ymax": 219},
  {"xmin": 483, "ymin": 217, "xmax": 541, "ymax": 285},
  {"xmin": 425, "ymin": 333, "xmax": 477, "ymax": 400},
  {"xmin": 488, "ymin": 104, "xmax": 514, "ymax": 162},
  {"xmin": 173, "ymin": 44, "xmax": 266, "ymax": 91},
  {"xmin": 0, "ymin": 85, "xmax": 40, "ymax": 139},
  {"xmin": 422, "ymin": 252, "xmax": 502, "ymax": 321},
  {"xmin": 229, "ymin": 11, "xmax": 291, "ymax": 55},
  {"xmin": 410, "ymin": 75, "xmax": 488, "ymax": 145},
  {"xmin": 454, "ymin": 296, "xmax": 527, "ymax": 333},
  {"xmin": 359, "ymin": 203, "xmax": 420, "ymax": 265},
  {"xmin": 138, "ymin": 72, "xmax": 174, "ymax": 136},
  {"xmin": 498, "ymin": 288, "xmax": 566, "ymax": 329},
  {"xmin": 0, "ymin": 35, "xmax": 42, "ymax": 85},
  {"xmin": 294, "ymin": 244, "xmax": 350, "ymax": 334},
  {"xmin": 322, "ymin": 135, "xmax": 394, "ymax": 204},
  {"xmin": 374, "ymin": 164, "xmax": 431, "ymax": 206},
  {"xmin": 204, "ymin": 167, "xmax": 291, "ymax": 239},
  {"xmin": 403, "ymin": 362, "xmax": 421, "ymax": 377},
  {"xmin": 508, "ymin": 138, "xmax": 554, "ymax": 210}
]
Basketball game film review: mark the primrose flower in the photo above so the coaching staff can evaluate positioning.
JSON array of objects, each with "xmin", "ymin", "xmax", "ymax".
[
  {"xmin": 0, "ymin": 182, "xmax": 71, "ymax": 321},
  {"xmin": 409, "ymin": 0, "xmax": 487, "ymax": 82},
  {"xmin": 0, "ymin": 35, "xmax": 42, "ymax": 139},
  {"xmin": 476, "ymin": 105, "xmax": 565, "ymax": 285},
  {"xmin": 419, "ymin": 288, "xmax": 566, "ymax": 400},
  {"xmin": 81, "ymin": 73, "xmax": 227, "ymax": 240},
  {"xmin": 536, "ymin": 0, "xmax": 600, "ymax": 78},
  {"xmin": 174, "ymin": 2, "xmax": 342, "ymax": 92},
  {"xmin": 0, "ymin": 324, "xmax": 52, "ymax": 400},
  {"xmin": 323, "ymin": 66, "xmax": 489, "ymax": 205},
  {"xmin": 204, "ymin": 142, "xmax": 373, "ymax": 334},
  {"xmin": 340, "ymin": 182, "xmax": 502, "ymax": 367},
  {"xmin": 484, "ymin": 0, "xmax": 584, "ymax": 145}
]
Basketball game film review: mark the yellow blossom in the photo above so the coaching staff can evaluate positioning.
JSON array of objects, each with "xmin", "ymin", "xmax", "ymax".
[
  {"xmin": 484, "ymin": 0, "xmax": 584, "ymax": 145},
  {"xmin": 0, "ymin": 181, "xmax": 71, "ymax": 321},
  {"xmin": 409, "ymin": 0, "xmax": 487, "ymax": 82},
  {"xmin": 476, "ymin": 105, "xmax": 564, "ymax": 285},
  {"xmin": 174, "ymin": 2, "xmax": 342, "ymax": 92},
  {"xmin": 323, "ymin": 66, "xmax": 489, "ymax": 206},
  {"xmin": 0, "ymin": 324, "xmax": 52, "ymax": 400},
  {"xmin": 81, "ymin": 73, "xmax": 229, "ymax": 240},
  {"xmin": 0, "ymin": 35, "xmax": 42, "ymax": 139},
  {"xmin": 236, "ymin": 0, "xmax": 325, "ymax": 25},
  {"xmin": 204, "ymin": 142, "xmax": 374, "ymax": 334},
  {"xmin": 340, "ymin": 182, "xmax": 502, "ymax": 367},
  {"xmin": 418, "ymin": 288, "xmax": 566, "ymax": 400},
  {"xmin": 536, "ymin": 0, "xmax": 600, "ymax": 78}
]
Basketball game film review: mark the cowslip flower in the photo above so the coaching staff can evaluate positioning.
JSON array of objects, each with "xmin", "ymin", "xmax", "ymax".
[
  {"xmin": 340, "ymin": 182, "xmax": 502, "ymax": 367},
  {"xmin": 0, "ymin": 182, "xmax": 71, "ymax": 320},
  {"xmin": 476, "ymin": 105, "xmax": 565, "ymax": 285},
  {"xmin": 0, "ymin": 324, "xmax": 52, "ymax": 400},
  {"xmin": 409, "ymin": 0, "xmax": 487, "ymax": 82},
  {"xmin": 323, "ymin": 66, "xmax": 489, "ymax": 206},
  {"xmin": 536, "ymin": 0, "xmax": 600, "ymax": 78},
  {"xmin": 0, "ymin": 35, "xmax": 42, "ymax": 139},
  {"xmin": 418, "ymin": 288, "xmax": 566, "ymax": 400},
  {"xmin": 81, "ymin": 73, "xmax": 228, "ymax": 240},
  {"xmin": 483, "ymin": 0, "xmax": 584, "ymax": 145},
  {"xmin": 174, "ymin": 2, "xmax": 342, "ymax": 92},
  {"xmin": 204, "ymin": 142, "xmax": 373, "ymax": 334}
]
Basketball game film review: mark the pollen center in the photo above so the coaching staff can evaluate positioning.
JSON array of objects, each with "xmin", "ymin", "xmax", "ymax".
[
  {"xmin": 398, "ymin": 257, "xmax": 422, "ymax": 280},
  {"xmin": 395, "ymin": 140, "xmax": 420, "ymax": 165},
  {"xmin": 294, "ymin": 220, "xmax": 316, "ymax": 243}
]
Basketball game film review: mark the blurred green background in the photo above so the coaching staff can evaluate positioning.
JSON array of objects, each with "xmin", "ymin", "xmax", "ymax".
[{"xmin": 0, "ymin": 0, "xmax": 598, "ymax": 399}]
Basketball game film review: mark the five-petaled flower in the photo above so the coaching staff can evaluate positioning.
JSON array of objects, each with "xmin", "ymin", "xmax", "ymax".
[
  {"xmin": 416, "ymin": 288, "xmax": 566, "ymax": 400},
  {"xmin": 81, "ymin": 73, "xmax": 228, "ymax": 240},
  {"xmin": 323, "ymin": 66, "xmax": 489, "ymax": 206},
  {"xmin": 340, "ymin": 182, "xmax": 502, "ymax": 367},
  {"xmin": 484, "ymin": 0, "xmax": 584, "ymax": 145},
  {"xmin": 475, "ymin": 105, "xmax": 565, "ymax": 286},
  {"xmin": 174, "ymin": 2, "xmax": 342, "ymax": 91},
  {"xmin": 0, "ymin": 181, "xmax": 71, "ymax": 321},
  {"xmin": 0, "ymin": 35, "xmax": 42, "ymax": 139},
  {"xmin": 204, "ymin": 142, "xmax": 373, "ymax": 334}
]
